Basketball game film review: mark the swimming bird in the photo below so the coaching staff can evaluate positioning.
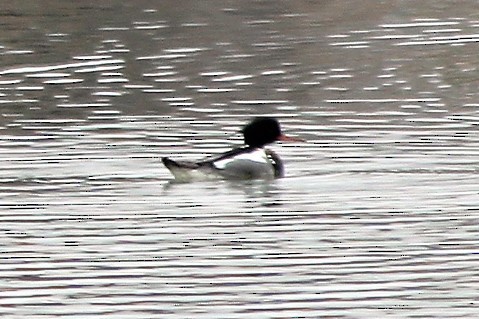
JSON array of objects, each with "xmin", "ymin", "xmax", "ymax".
[{"xmin": 162, "ymin": 117, "xmax": 302, "ymax": 182}]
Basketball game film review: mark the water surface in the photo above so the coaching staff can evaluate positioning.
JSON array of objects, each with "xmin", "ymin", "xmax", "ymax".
[{"xmin": 1, "ymin": 1, "xmax": 479, "ymax": 318}]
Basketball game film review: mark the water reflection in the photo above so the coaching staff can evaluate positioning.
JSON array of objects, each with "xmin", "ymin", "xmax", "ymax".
[{"xmin": 2, "ymin": 1, "xmax": 479, "ymax": 318}]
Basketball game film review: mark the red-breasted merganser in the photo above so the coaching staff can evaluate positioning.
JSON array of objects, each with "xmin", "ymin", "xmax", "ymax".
[{"xmin": 162, "ymin": 117, "xmax": 302, "ymax": 181}]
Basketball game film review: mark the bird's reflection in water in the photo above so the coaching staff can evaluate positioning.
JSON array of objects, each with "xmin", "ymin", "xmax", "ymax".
[{"xmin": 162, "ymin": 177, "xmax": 284, "ymax": 208}]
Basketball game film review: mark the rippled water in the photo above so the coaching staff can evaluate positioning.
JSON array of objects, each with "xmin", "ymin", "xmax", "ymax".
[{"xmin": 2, "ymin": 1, "xmax": 479, "ymax": 318}]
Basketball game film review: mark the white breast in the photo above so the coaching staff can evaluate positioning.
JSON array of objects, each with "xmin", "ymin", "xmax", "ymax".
[{"xmin": 213, "ymin": 148, "xmax": 275, "ymax": 179}]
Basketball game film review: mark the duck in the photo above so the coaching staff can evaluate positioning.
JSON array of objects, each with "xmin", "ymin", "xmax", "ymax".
[{"xmin": 162, "ymin": 117, "xmax": 302, "ymax": 182}]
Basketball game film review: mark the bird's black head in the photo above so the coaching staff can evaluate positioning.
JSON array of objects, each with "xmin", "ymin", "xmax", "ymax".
[{"xmin": 242, "ymin": 117, "xmax": 282, "ymax": 148}]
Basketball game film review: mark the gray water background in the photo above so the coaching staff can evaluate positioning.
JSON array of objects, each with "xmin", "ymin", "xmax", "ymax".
[{"xmin": 1, "ymin": 1, "xmax": 479, "ymax": 318}]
